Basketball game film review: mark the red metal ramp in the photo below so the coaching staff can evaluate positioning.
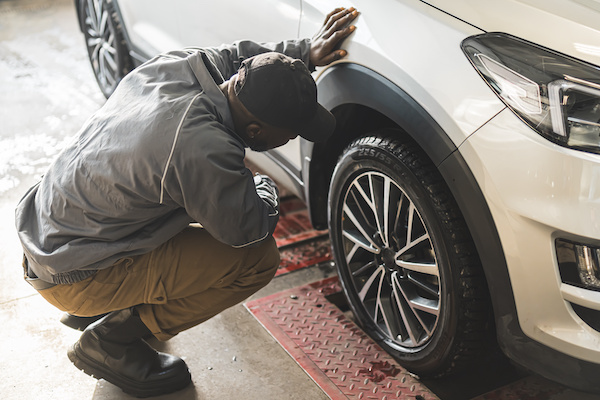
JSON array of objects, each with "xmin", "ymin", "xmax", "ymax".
[
  {"xmin": 273, "ymin": 197, "xmax": 332, "ymax": 276},
  {"xmin": 246, "ymin": 277, "xmax": 591, "ymax": 399},
  {"xmin": 245, "ymin": 277, "xmax": 439, "ymax": 400}
]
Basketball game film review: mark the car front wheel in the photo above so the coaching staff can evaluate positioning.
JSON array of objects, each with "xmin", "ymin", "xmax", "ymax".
[{"xmin": 328, "ymin": 131, "xmax": 491, "ymax": 376}]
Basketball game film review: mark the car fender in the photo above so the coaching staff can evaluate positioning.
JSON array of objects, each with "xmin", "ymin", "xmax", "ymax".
[
  {"xmin": 306, "ymin": 61, "xmax": 519, "ymax": 344},
  {"xmin": 307, "ymin": 63, "xmax": 600, "ymax": 391}
]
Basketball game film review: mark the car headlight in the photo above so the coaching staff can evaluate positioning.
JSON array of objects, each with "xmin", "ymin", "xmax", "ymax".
[{"xmin": 462, "ymin": 33, "xmax": 600, "ymax": 154}]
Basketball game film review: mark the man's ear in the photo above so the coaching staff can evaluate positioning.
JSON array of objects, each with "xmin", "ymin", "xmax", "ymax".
[{"xmin": 246, "ymin": 122, "xmax": 262, "ymax": 139}]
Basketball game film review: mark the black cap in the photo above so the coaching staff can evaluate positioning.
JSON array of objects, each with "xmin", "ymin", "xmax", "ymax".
[{"xmin": 234, "ymin": 52, "xmax": 335, "ymax": 143}]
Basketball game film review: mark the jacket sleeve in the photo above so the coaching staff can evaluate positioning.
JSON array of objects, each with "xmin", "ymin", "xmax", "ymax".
[
  {"xmin": 161, "ymin": 120, "xmax": 279, "ymax": 248},
  {"xmin": 197, "ymin": 39, "xmax": 312, "ymax": 82}
]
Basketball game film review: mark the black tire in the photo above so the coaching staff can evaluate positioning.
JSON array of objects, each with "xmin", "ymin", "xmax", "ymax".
[
  {"xmin": 79, "ymin": 0, "xmax": 132, "ymax": 98},
  {"xmin": 328, "ymin": 131, "xmax": 492, "ymax": 377}
]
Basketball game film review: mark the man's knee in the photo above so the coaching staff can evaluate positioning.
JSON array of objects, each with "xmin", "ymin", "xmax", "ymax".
[
  {"xmin": 257, "ymin": 235, "xmax": 281, "ymax": 268},
  {"xmin": 242, "ymin": 236, "xmax": 280, "ymax": 286}
]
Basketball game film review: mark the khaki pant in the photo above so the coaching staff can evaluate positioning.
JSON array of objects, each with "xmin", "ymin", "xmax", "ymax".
[{"xmin": 36, "ymin": 227, "xmax": 280, "ymax": 341}]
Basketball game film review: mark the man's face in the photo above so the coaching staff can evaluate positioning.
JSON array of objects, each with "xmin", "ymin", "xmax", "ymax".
[
  {"xmin": 224, "ymin": 76, "xmax": 300, "ymax": 152},
  {"xmin": 246, "ymin": 125, "xmax": 298, "ymax": 152}
]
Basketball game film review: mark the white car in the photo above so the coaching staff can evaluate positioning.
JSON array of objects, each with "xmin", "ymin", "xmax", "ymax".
[{"xmin": 76, "ymin": 0, "xmax": 600, "ymax": 393}]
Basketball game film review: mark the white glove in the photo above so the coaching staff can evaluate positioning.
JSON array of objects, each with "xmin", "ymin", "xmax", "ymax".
[{"xmin": 254, "ymin": 174, "xmax": 279, "ymax": 213}]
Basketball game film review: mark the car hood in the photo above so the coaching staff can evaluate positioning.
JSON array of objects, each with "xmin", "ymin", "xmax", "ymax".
[{"xmin": 424, "ymin": 0, "xmax": 600, "ymax": 67}]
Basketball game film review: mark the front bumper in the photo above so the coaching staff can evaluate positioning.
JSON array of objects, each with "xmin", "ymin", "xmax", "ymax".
[{"xmin": 460, "ymin": 107, "xmax": 600, "ymax": 392}]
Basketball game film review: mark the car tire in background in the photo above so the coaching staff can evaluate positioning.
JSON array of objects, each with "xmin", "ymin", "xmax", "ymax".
[
  {"xmin": 328, "ymin": 132, "xmax": 493, "ymax": 377},
  {"xmin": 78, "ymin": 0, "xmax": 132, "ymax": 98}
]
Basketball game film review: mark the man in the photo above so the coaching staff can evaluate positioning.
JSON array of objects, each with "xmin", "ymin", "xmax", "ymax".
[{"xmin": 15, "ymin": 6, "xmax": 359, "ymax": 398}]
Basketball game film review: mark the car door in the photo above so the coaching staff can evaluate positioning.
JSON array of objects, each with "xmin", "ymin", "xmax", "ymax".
[
  {"xmin": 117, "ymin": 0, "xmax": 301, "ymax": 57},
  {"xmin": 173, "ymin": 0, "xmax": 306, "ymax": 197},
  {"xmin": 117, "ymin": 1, "xmax": 181, "ymax": 56},
  {"xmin": 174, "ymin": 0, "xmax": 301, "ymax": 47},
  {"xmin": 121, "ymin": 0, "xmax": 307, "ymax": 197}
]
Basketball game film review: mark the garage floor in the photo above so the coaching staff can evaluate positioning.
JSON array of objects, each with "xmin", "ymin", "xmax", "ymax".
[{"xmin": 1, "ymin": 1, "xmax": 599, "ymax": 399}]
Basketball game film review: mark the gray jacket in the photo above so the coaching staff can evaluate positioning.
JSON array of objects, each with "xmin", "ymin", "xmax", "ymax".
[{"xmin": 15, "ymin": 39, "xmax": 312, "ymax": 284}]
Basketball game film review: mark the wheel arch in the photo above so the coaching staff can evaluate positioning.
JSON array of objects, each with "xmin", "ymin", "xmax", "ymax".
[
  {"xmin": 307, "ymin": 62, "xmax": 519, "ymax": 340},
  {"xmin": 306, "ymin": 63, "xmax": 458, "ymax": 228}
]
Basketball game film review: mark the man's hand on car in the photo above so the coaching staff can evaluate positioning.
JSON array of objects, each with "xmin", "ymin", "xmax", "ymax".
[{"xmin": 310, "ymin": 7, "xmax": 359, "ymax": 67}]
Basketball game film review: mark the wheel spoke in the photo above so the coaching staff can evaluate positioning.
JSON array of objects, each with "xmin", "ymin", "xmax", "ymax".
[
  {"xmin": 358, "ymin": 266, "xmax": 400, "ymax": 341},
  {"xmin": 89, "ymin": 38, "xmax": 101, "ymax": 67},
  {"xmin": 91, "ymin": 43, "xmax": 101, "ymax": 73},
  {"xmin": 396, "ymin": 259, "xmax": 438, "ymax": 277},
  {"xmin": 102, "ymin": 45, "xmax": 118, "ymax": 71},
  {"xmin": 104, "ymin": 33, "xmax": 117, "ymax": 55},
  {"xmin": 342, "ymin": 203, "xmax": 380, "ymax": 254},
  {"xmin": 383, "ymin": 177, "xmax": 391, "ymax": 247},
  {"xmin": 368, "ymin": 175, "xmax": 387, "ymax": 248},
  {"xmin": 345, "ymin": 243, "xmax": 360, "ymax": 264},
  {"xmin": 394, "ymin": 203, "xmax": 431, "ymax": 258},
  {"xmin": 86, "ymin": 25, "xmax": 99, "ymax": 40},
  {"xmin": 378, "ymin": 290, "xmax": 402, "ymax": 342},
  {"xmin": 373, "ymin": 275, "xmax": 393, "ymax": 339},
  {"xmin": 351, "ymin": 260, "xmax": 377, "ymax": 277},
  {"xmin": 100, "ymin": 8, "xmax": 109, "ymax": 40},
  {"xmin": 349, "ymin": 184, "xmax": 375, "ymax": 232},
  {"xmin": 99, "ymin": 49, "xmax": 116, "ymax": 87},
  {"xmin": 410, "ymin": 296, "xmax": 440, "ymax": 317},
  {"xmin": 407, "ymin": 273, "xmax": 439, "ymax": 297},
  {"xmin": 353, "ymin": 177, "xmax": 375, "ymax": 212},
  {"xmin": 85, "ymin": 0, "xmax": 98, "ymax": 32},
  {"xmin": 95, "ymin": 0, "xmax": 103, "ymax": 33},
  {"xmin": 344, "ymin": 239, "xmax": 368, "ymax": 266},
  {"xmin": 391, "ymin": 272, "xmax": 419, "ymax": 344},
  {"xmin": 369, "ymin": 175, "xmax": 393, "ymax": 248},
  {"xmin": 358, "ymin": 264, "xmax": 385, "ymax": 302},
  {"xmin": 87, "ymin": 37, "xmax": 101, "ymax": 47},
  {"xmin": 393, "ymin": 193, "xmax": 404, "ymax": 233},
  {"xmin": 98, "ymin": 50, "xmax": 107, "ymax": 86},
  {"xmin": 393, "ymin": 273, "xmax": 438, "ymax": 337},
  {"xmin": 342, "ymin": 230, "xmax": 379, "ymax": 256}
]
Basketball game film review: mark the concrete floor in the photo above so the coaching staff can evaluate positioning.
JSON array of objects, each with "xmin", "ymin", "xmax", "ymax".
[{"xmin": 1, "ymin": 1, "xmax": 599, "ymax": 399}]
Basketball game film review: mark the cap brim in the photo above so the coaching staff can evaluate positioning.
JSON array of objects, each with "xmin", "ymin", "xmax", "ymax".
[{"xmin": 296, "ymin": 104, "xmax": 336, "ymax": 143}]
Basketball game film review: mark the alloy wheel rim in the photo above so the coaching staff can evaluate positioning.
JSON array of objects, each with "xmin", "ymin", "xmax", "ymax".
[
  {"xmin": 84, "ymin": 0, "xmax": 119, "ymax": 91},
  {"xmin": 340, "ymin": 171, "xmax": 441, "ymax": 349}
]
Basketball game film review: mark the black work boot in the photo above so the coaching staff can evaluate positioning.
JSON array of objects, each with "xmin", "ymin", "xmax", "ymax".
[
  {"xmin": 60, "ymin": 313, "xmax": 108, "ymax": 331},
  {"xmin": 67, "ymin": 307, "xmax": 191, "ymax": 397},
  {"xmin": 61, "ymin": 312, "xmax": 153, "ymax": 339}
]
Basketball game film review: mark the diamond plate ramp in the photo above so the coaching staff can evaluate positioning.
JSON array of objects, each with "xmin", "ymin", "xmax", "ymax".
[
  {"xmin": 273, "ymin": 197, "xmax": 332, "ymax": 276},
  {"xmin": 274, "ymin": 197, "xmax": 329, "ymax": 248},
  {"xmin": 245, "ymin": 277, "xmax": 439, "ymax": 400}
]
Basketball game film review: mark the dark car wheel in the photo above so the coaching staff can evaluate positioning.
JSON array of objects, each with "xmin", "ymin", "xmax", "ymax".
[
  {"xmin": 79, "ymin": 0, "xmax": 132, "ymax": 98},
  {"xmin": 328, "ymin": 131, "xmax": 492, "ymax": 377}
]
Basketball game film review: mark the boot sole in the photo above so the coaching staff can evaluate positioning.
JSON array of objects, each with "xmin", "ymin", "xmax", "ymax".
[{"xmin": 67, "ymin": 341, "xmax": 192, "ymax": 398}]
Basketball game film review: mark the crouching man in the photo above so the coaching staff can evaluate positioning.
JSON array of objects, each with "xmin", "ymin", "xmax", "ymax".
[{"xmin": 15, "ymin": 7, "xmax": 358, "ymax": 397}]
